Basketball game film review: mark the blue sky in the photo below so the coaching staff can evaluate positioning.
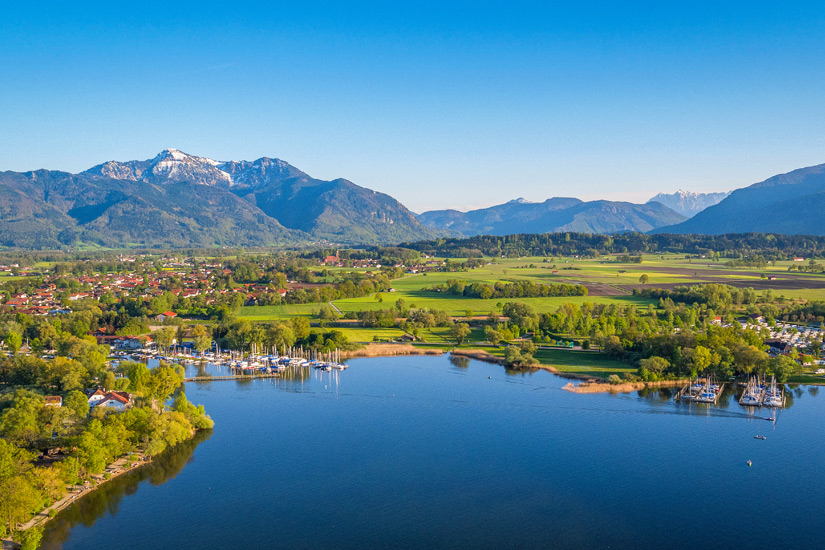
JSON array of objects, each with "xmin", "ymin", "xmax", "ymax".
[{"xmin": 2, "ymin": 1, "xmax": 825, "ymax": 212}]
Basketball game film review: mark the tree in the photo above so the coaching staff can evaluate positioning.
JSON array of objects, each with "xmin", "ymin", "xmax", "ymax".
[
  {"xmin": 450, "ymin": 323, "xmax": 471, "ymax": 345},
  {"xmin": 0, "ymin": 390, "xmax": 45, "ymax": 446},
  {"xmin": 484, "ymin": 326, "xmax": 503, "ymax": 346},
  {"xmin": 640, "ymin": 356, "xmax": 670, "ymax": 374},
  {"xmin": 264, "ymin": 322, "xmax": 296, "ymax": 352},
  {"xmin": 5, "ymin": 332, "xmax": 22, "ymax": 354},
  {"xmin": 0, "ymin": 438, "xmax": 32, "ymax": 481},
  {"xmin": 502, "ymin": 302, "xmax": 538, "ymax": 332},
  {"xmin": 0, "ymin": 476, "xmax": 38, "ymax": 537},
  {"xmin": 639, "ymin": 274, "xmax": 649, "ymax": 284},
  {"xmin": 148, "ymin": 363, "xmax": 184, "ymax": 406},
  {"xmin": 318, "ymin": 305, "xmax": 339, "ymax": 321},
  {"xmin": 638, "ymin": 356, "xmax": 670, "ymax": 380},
  {"xmin": 153, "ymin": 327, "xmax": 176, "ymax": 352},
  {"xmin": 74, "ymin": 425, "xmax": 108, "ymax": 474},
  {"xmin": 64, "ymin": 390, "xmax": 90, "ymax": 419},
  {"xmin": 124, "ymin": 362, "xmax": 152, "ymax": 397},
  {"xmin": 191, "ymin": 325, "xmax": 212, "ymax": 354},
  {"xmin": 769, "ymin": 355, "xmax": 798, "ymax": 383},
  {"xmin": 733, "ymin": 344, "xmax": 769, "ymax": 375},
  {"xmin": 290, "ymin": 317, "xmax": 311, "ymax": 341},
  {"xmin": 102, "ymin": 370, "xmax": 116, "ymax": 392},
  {"xmin": 19, "ymin": 526, "xmax": 43, "ymax": 550}
]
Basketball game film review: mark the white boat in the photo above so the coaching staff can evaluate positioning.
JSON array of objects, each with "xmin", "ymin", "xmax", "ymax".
[
  {"xmin": 739, "ymin": 376, "xmax": 764, "ymax": 406},
  {"xmin": 763, "ymin": 376, "xmax": 784, "ymax": 407}
]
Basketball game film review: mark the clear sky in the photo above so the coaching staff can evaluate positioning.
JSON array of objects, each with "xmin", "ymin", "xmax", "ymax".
[{"xmin": 2, "ymin": 1, "xmax": 825, "ymax": 212}]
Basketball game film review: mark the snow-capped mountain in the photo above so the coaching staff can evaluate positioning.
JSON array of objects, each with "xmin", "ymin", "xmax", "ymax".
[
  {"xmin": 85, "ymin": 149, "xmax": 232, "ymax": 186},
  {"xmin": 219, "ymin": 157, "xmax": 308, "ymax": 188},
  {"xmin": 647, "ymin": 190, "xmax": 730, "ymax": 218},
  {"xmin": 85, "ymin": 148, "xmax": 320, "ymax": 190},
  {"xmin": 2, "ymin": 148, "xmax": 439, "ymax": 247}
]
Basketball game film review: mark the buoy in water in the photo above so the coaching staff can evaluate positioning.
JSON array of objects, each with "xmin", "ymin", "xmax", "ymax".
[{"xmin": 747, "ymin": 460, "xmax": 752, "ymax": 467}]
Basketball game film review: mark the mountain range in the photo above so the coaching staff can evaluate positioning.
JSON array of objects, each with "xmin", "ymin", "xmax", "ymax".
[
  {"xmin": 646, "ymin": 190, "xmax": 730, "ymax": 218},
  {"xmin": 1, "ymin": 150, "xmax": 824, "ymax": 249},
  {"xmin": 654, "ymin": 162, "xmax": 825, "ymax": 236},
  {"xmin": 0, "ymin": 149, "xmax": 438, "ymax": 248},
  {"xmin": 416, "ymin": 198, "xmax": 686, "ymax": 236}
]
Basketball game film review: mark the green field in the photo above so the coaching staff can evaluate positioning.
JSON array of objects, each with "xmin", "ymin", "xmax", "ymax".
[
  {"xmin": 239, "ymin": 303, "xmax": 320, "ymax": 320},
  {"xmin": 484, "ymin": 347, "xmax": 635, "ymax": 379},
  {"xmin": 231, "ymin": 253, "xmax": 825, "ymax": 324},
  {"xmin": 231, "ymin": 253, "xmax": 825, "ymax": 381},
  {"xmin": 237, "ymin": 252, "xmax": 825, "ymax": 323}
]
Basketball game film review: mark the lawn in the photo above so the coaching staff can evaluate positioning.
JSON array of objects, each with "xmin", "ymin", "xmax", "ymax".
[
  {"xmin": 482, "ymin": 346, "xmax": 635, "ymax": 379},
  {"xmin": 238, "ymin": 252, "xmax": 825, "ymax": 323},
  {"xmin": 312, "ymin": 326, "xmax": 407, "ymax": 343},
  {"xmin": 239, "ymin": 303, "xmax": 320, "ymax": 320},
  {"xmin": 332, "ymin": 292, "xmax": 652, "ymax": 317}
]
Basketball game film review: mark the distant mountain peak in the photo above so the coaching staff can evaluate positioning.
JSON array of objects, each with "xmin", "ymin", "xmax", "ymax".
[
  {"xmin": 142, "ymin": 149, "xmax": 230, "ymax": 185},
  {"xmin": 417, "ymin": 196, "xmax": 683, "ymax": 236},
  {"xmin": 647, "ymin": 190, "xmax": 730, "ymax": 218}
]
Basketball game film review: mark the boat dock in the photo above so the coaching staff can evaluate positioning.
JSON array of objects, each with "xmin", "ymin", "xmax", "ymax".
[
  {"xmin": 184, "ymin": 373, "xmax": 281, "ymax": 382},
  {"xmin": 739, "ymin": 376, "xmax": 766, "ymax": 406},
  {"xmin": 676, "ymin": 378, "xmax": 724, "ymax": 404}
]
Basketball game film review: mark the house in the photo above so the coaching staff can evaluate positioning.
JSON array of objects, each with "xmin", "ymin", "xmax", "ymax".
[
  {"xmin": 765, "ymin": 339, "xmax": 793, "ymax": 355},
  {"xmin": 155, "ymin": 311, "xmax": 178, "ymax": 322},
  {"xmin": 793, "ymin": 257, "xmax": 805, "ymax": 262},
  {"xmin": 711, "ymin": 316, "xmax": 723, "ymax": 325},
  {"xmin": 322, "ymin": 255, "xmax": 340, "ymax": 265},
  {"xmin": 114, "ymin": 337, "xmax": 144, "ymax": 350},
  {"xmin": 87, "ymin": 389, "xmax": 132, "ymax": 411},
  {"xmin": 44, "ymin": 396, "xmax": 63, "ymax": 407}
]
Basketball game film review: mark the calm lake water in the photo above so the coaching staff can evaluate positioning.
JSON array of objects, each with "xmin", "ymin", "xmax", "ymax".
[{"xmin": 41, "ymin": 355, "xmax": 825, "ymax": 549}]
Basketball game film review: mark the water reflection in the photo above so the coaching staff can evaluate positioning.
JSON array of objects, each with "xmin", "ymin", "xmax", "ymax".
[
  {"xmin": 449, "ymin": 356, "xmax": 470, "ymax": 369},
  {"xmin": 39, "ymin": 429, "xmax": 212, "ymax": 550},
  {"xmin": 637, "ymin": 382, "xmax": 797, "ymax": 414}
]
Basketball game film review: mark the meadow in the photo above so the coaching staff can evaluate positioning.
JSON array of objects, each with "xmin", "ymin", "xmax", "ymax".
[{"xmin": 234, "ymin": 253, "xmax": 825, "ymax": 380}]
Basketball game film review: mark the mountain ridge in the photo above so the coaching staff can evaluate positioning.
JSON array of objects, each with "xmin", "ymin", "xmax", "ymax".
[
  {"xmin": 653, "ymin": 162, "xmax": 825, "ymax": 236},
  {"xmin": 0, "ymin": 149, "xmax": 439, "ymax": 248},
  {"xmin": 646, "ymin": 190, "xmax": 730, "ymax": 218},
  {"xmin": 417, "ymin": 197, "xmax": 685, "ymax": 236}
]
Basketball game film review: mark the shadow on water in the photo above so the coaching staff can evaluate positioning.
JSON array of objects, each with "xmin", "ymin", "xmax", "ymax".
[
  {"xmin": 449, "ymin": 356, "xmax": 470, "ymax": 369},
  {"xmin": 39, "ymin": 429, "xmax": 212, "ymax": 550}
]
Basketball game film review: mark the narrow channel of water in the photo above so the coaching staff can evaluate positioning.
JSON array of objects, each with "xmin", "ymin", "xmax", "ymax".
[{"xmin": 41, "ymin": 356, "xmax": 825, "ymax": 549}]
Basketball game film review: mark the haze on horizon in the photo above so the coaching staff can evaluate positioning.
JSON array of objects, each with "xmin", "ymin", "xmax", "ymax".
[{"xmin": 2, "ymin": 1, "xmax": 825, "ymax": 213}]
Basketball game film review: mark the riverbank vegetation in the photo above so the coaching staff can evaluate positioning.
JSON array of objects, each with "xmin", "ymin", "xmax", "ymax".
[{"xmin": 0, "ymin": 356, "xmax": 212, "ymax": 543}]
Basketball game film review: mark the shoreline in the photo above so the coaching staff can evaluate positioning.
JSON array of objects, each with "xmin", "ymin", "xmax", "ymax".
[
  {"xmin": 341, "ymin": 343, "xmax": 444, "ymax": 359},
  {"xmin": 3, "ymin": 451, "xmax": 153, "ymax": 548},
  {"xmin": 449, "ymin": 348, "xmax": 596, "ymax": 381},
  {"xmin": 3, "ymin": 429, "xmax": 203, "ymax": 548},
  {"xmin": 562, "ymin": 379, "xmax": 688, "ymax": 394}
]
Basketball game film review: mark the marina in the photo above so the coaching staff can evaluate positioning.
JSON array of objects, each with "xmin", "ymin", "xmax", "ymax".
[
  {"xmin": 676, "ymin": 377, "xmax": 725, "ymax": 404},
  {"xmin": 113, "ymin": 345, "xmax": 349, "ymax": 376}
]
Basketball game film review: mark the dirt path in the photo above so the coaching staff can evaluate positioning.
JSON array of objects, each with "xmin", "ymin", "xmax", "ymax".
[{"xmin": 2, "ymin": 452, "xmax": 152, "ymax": 547}]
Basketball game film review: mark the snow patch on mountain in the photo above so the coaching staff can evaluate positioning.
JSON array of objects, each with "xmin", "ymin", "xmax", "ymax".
[
  {"xmin": 83, "ymin": 149, "xmax": 308, "ymax": 189},
  {"xmin": 647, "ymin": 189, "xmax": 730, "ymax": 218}
]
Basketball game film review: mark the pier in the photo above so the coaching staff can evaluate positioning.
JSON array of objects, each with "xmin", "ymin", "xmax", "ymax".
[{"xmin": 184, "ymin": 373, "xmax": 281, "ymax": 382}]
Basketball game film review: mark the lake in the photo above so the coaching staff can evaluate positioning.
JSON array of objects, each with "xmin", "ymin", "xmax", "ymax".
[{"xmin": 40, "ymin": 355, "xmax": 825, "ymax": 549}]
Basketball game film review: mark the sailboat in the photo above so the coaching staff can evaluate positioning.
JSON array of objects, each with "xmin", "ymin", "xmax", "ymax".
[
  {"xmin": 763, "ymin": 375, "xmax": 784, "ymax": 408},
  {"xmin": 739, "ymin": 376, "xmax": 763, "ymax": 406}
]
